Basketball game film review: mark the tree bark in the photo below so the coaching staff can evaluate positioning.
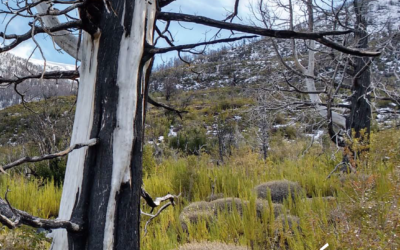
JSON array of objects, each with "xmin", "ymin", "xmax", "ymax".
[
  {"xmin": 346, "ymin": 0, "xmax": 371, "ymax": 139},
  {"xmin": 50, "ymin": 0, "xmax": 156, "ymax": 249}
]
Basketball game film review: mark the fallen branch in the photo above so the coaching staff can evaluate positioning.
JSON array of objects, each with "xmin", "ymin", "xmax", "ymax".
[
  {"xmin": 1, "ymin": 138, "xmax": 99, "ymax": 172},
  {"xmin": 326, "ymin": 162, "xmax": 346, "ymax": 179}
]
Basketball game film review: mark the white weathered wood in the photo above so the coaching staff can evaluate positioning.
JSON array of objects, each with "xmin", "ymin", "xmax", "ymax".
[
  {"xmin": 34, "ymin": 1, "xmax": 82, "ymax": 60},
  {"xmin": 102, "ymin": 1, "xmax": 156, "ymax": 249},
  {"xmin": 50, "ymin": 32, "xmax": 99, "ymax": 250},
  {"xmin": 299, "ymin": 40, "xmax": 347, "ymax": 129}
]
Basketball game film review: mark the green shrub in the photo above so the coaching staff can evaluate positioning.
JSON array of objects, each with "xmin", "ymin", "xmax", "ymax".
[{"xmin": 169, "ymin": 127, "xmax": 207, "ymax": 155}]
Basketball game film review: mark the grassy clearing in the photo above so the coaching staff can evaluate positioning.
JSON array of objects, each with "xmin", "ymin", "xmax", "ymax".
[
  {"xmin": 141, "ymin": 129, "xmax": 400, "ymax": 250},
  {"xmin": 0, "ymin": 93, "xmax": 399, "ymax": 249},
  {"xmin": 0, "ymin": 130, "xmax": 398, "ymax": 249},
  {"xmin": 0, "ymin": 176, "xmax": 61, "ymax": 249}
]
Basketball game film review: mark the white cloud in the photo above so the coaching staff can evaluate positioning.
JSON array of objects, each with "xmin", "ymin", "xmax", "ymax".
[{"xmin": 10, "ymin": 41, "xmax": 36, "ymax": 59}]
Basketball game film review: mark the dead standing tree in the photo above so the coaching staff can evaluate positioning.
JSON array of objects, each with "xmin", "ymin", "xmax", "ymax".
[
  {"xmin": 252, "ymin": 0, "xmax": 399, "ymax": 167},
  {"xmin": 0, "ymin": 0, "xmax": 380, "ymax": 249}
]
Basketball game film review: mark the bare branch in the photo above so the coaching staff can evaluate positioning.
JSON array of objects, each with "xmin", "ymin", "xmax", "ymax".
[
  {"xmin": 0, "ymin": 70, "xmax": 79, "ymax": 86},
  {"xmin": 148, "ymin": 35, "xmax": 257, "ymax": 54},
  {"xmin": 142, "ymin": 202, "xmax": 173, "ymax": 235},
  {"xmin": 1, "ymin": 138, "xmax": 99, "ymax": 172},
  {"xmin": 0, "ymin": 20, "xmax": 81, "ymax": 53},
  {"xmin": 148, "ymin": 96, "xmax": 188, "ymax": 119},
  {"xmin": 157, "ymin": 12, "xmax": 380, "ymax": 57},
  {"xmin": 282, "ymin": 74, "xmax": 327, "ymax": 94},
  {"xmin": 158, "ymin": 0, "xmax": 175, "ymax": 8},
  {"xmin": 326, "ymin": 162, "xmax": 346, "ymax": 179},
  {"xmin": 140, "ymin": 187, "xmax": 181, "ymax": 235},
  {"xmin": 140, "ymin": 187, "xmax": 180, "ymax": 212},
  {"xmin": 223, "ymin": 0, "xmax": 241, "ymax": 22},
  {"xmin": 0, "ymin": 197, "xmax": 81, "ymax": 231}
]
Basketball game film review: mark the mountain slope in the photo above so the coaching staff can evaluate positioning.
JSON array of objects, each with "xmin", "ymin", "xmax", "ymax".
[{"xmin": 0, "ymin": 53, "xmax": 77, "ymax": 110}]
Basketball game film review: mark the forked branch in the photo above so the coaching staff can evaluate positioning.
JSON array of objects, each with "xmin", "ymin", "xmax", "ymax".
[
  {"xmin": 0, "ymin": 21, "xmax": 81, "ymax": 53},
  {"xmin": 140, "ymin": 187, "xmax": 181, "ymax": 235}
]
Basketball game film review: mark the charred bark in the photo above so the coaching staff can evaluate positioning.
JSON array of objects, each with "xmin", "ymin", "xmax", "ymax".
[
  {"xmin": 343, "ymin": 0, "xmax": 372, "ymax": 169},
  {"xmin": 50, "ymin": 0, "xmax": 156, "ymax": 249},
  {"xmin": 346, "ymin": 0, "xmax": 371, "ymax": 140}
]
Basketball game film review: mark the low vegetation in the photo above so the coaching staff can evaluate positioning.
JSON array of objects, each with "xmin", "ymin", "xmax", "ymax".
[
  {"xmin": 140, "ymin": 129, "xmax": 400, "ymax": 250},
  {"xmin": 0, "ymin": 94, "xmax": 399, "ymax": 249}
]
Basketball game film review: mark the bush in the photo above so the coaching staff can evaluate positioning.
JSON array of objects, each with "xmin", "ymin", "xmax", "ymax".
[
  {"xmin": 169, "ymin": 127, "xmax": 207, "ymax": 154},
  {"xmin": 35, "ymin": 159, "xmax": 66, "ymax": 186},
  {"xmin": 143, "ymin": 145, "xmax": 157, "ymax": 176},
  {"xmin": 177, "ymin": 242, "xmax": 248, "ymax": 250},
  {"xmin": 254, "ymin": 180, "xmax": 304, "ymax": 203},
  {"xmin": 282, "ymin": 126, "xmax": 297, "ymax": 140},
  {"xmin": 171, "ymin": 156, "xmax": 200, "ymax": 200},
  {"xmin": 179, "ymin": 197, "xmax": 284, "ymax": 232}
]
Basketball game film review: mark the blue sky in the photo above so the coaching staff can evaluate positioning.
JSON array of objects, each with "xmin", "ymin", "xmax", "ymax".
[{"xmin": 0, "ymin": 0, "xmax": 256, "ymax": 66}]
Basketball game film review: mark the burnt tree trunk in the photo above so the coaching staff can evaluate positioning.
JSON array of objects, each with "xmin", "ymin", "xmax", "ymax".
[
  {"xmin": 344, "ymin": 0, "xmax": 371, "ymax": 167},
  {"xmin": 346, "ymin": 0, "xmax": 371, "ymax": 139},
  {"xmin": 51, "ymin": 0, "xmax": 156, "ymax": 249}
]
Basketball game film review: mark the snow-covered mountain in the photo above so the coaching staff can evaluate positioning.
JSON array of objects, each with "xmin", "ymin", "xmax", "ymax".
[{"xmin": 0, "ymin": 53, "xmax": 77, "ymax": 110}]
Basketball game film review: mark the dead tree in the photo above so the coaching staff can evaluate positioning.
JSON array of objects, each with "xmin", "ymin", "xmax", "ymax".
[
  {"xmin": 0, "ymin": 0, "xmax": 380, "ymax": 249},
  {"xmin": 253, "ymin": 0, "xmax": 400, "ymax": 150},
  {"xmin": 346, "ymin": 0, "xmax": 372, "ymax": 139}
]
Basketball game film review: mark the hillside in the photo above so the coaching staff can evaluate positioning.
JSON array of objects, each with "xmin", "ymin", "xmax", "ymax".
[
  {"xmin": 0, "ymin": 53, "xmax": 77, "ymax": 110},
  {"xmin": 1, "ymin": 97, "xmax": 399, "ymax": 249},
  {"xmin": 150, "ymin": 0, "xmax": 400, "ymax": 91},
  {"xmin": 1, "ymin": 0, "xmax": 399, "ymax": 111}
]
